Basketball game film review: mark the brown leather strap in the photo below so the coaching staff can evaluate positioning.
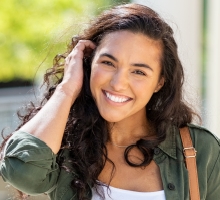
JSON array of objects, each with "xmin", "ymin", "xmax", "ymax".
[{"xmin": 180, "ymin": 127, "xmax": 200, "ymax": 200}]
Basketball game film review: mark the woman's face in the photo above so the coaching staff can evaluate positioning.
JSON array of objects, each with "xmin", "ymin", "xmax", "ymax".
[{"xmin": 90, "ymin": 31, "xmax": 164, "ymax": 123}]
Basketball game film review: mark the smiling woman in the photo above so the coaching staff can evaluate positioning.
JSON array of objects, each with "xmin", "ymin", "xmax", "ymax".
[{"xmin": 1, "ymin": 3, "xmax": 220, "ymax": 200}]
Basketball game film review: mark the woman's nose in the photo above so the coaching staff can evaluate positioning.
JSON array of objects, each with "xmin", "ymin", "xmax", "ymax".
[{"xmin": 110, "ymin": 70, "xmax": 128, "ymax": 91}]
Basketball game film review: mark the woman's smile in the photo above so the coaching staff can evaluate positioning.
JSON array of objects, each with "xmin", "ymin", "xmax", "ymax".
[{"xmin": 103, "ymin": 90, "xmax": 133, "ymax": 104}]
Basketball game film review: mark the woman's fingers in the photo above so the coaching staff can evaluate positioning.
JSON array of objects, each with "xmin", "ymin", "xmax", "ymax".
[
  {"xmin": 61, "ymin": 40, "xmax": 96, "ymax": 98},
  {"xmin": 65, "ymin": 40, "xmax": 96, "ymax": 63}
]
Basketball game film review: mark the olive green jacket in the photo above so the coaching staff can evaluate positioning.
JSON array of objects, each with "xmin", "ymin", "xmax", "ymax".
[{"xmin": 1, "ymin": 124, "xmax": 220, "ymax": 200}]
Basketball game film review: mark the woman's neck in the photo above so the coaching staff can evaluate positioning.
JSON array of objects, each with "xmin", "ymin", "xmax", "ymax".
[{"xmin": 108, "ymin": 112, "xmax": 154, "ymax": 146}]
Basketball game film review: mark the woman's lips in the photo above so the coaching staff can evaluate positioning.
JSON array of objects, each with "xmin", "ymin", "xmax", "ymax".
[{"xmin": 102, "ymin": 90, "xmax": 132, "ymax": 103}]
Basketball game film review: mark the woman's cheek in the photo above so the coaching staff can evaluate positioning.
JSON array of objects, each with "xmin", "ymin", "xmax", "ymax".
[{"xmin": 90, "ymin": 65, "xmax": 105, "ymax": 94}]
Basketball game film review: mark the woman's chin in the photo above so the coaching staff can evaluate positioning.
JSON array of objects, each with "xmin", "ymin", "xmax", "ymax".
[{"xmin": 100, "ymin": 114, "xmax": 124, "ymax": 123}]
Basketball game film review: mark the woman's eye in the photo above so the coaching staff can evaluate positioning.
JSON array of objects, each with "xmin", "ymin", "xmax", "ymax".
[
  {"xmin": 133, "ymin": 70, "xmax": 146, "ymax": 76},
  {"xmin": 102, "ymin": 61, "xmax": 114, "ymax": 66}
]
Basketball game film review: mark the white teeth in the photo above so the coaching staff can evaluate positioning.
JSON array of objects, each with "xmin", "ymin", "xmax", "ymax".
[{"xmin": 105, "ymin": 91, "xmax": 129, "ymax": 103}]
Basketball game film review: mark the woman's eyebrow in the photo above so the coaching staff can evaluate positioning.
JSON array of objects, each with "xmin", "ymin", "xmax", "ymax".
[
  {"xmin": 99, "ymin": 53, "xmax": 118, "ymax": 62},
  {"xmin": 131, "ymin": 63, "xmax": 153, "ymax": 71}
]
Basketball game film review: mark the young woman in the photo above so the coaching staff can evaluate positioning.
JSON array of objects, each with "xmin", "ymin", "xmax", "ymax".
[{"xmin": 1, "ymin": 3, "xmax": 220, "ymax": 200}]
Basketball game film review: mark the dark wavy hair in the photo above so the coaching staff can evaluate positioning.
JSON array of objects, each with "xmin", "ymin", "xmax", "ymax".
[{"xmin": 1, "ymin": 3, "xmax": 198, "ymax": 200}]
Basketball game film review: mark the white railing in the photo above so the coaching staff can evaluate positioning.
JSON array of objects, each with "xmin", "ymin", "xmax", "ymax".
[{"xmin": 0, "ymin": 87, "xmax": 37, "ymax": 138}]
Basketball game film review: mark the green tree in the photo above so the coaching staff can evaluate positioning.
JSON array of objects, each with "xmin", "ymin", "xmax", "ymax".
[{"xmin": 0, "ymin": 0, "xmax": 129, "ymax": 85}]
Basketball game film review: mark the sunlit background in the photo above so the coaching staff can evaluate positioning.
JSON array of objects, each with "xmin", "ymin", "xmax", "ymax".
[{"xmin": 0, "ymin": 0, "xmax": 219, "ymax": 199}]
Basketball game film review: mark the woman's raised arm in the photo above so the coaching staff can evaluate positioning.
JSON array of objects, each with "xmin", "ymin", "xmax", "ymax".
[{"xmin": 19, "ymin": 40, "xmax": 96, "ymax": 154}]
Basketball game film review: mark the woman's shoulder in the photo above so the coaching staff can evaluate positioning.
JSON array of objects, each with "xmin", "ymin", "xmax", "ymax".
[
  {"xmin": 187, "ymin": 123, "xmax": 220, "ymax": 148},
  {"xmin": 186, "ymin": 124, "xmax": 220, "ymax": 167}
]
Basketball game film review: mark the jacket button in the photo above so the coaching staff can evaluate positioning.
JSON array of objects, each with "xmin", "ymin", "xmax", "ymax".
[
  {"xmin": 167, "ymin": 183, "xmax": 175, "ymax": 190},
  {"xmin": 154, "ymin": 148, "xmax": 160, "ymax": 155}
]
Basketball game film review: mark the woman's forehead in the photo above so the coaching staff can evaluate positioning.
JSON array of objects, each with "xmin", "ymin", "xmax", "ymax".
[{"xmin": 95, "ymin": 30, "xmax": 163, "ymax": 62}]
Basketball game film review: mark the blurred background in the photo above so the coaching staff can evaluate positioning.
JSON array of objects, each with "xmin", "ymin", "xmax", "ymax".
[{"xmin": 0, "ymin": 0, "xmax": 219, "ymax": 199}]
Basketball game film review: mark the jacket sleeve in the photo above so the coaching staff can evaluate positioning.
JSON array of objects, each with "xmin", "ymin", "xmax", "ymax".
[
  {"xmin": 206, "ymin": 148, "xmax": 220, "ymax": 199},
  {"xmin": 0, "ymin": 131, "xmax": 60, "ymax": 195}
]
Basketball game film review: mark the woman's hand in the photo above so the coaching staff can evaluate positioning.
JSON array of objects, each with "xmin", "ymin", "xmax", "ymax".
[{"xmin": 60, "ymin": 40, "xmax": 96, "ymax": 100}]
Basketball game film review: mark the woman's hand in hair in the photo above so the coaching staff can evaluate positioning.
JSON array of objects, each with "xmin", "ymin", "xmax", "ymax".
[{"xmin": 61, "ymin": 40, "xmax": 96, "ymax": 100}]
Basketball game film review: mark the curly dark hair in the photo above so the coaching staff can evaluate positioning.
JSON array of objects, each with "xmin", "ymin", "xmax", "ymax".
[{"xmin": 1, "ymin": 3, "xmax": 198, "ymax": 200}]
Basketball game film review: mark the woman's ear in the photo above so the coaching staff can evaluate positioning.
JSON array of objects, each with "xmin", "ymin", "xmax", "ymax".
[{"xmin": 154, "ymin": 77, "xmax": 165, "ymax": 93}]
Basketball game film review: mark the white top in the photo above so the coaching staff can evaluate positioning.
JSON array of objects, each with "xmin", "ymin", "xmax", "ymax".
[{"xmin": 92, "ymin": 185, "xmax": 166, "ymax": 200}]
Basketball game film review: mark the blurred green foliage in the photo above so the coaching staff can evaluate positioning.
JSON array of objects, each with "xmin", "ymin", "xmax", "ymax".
[{"xmin": 0, "ymin": 0, "xmax": 129, "ymax": 83}]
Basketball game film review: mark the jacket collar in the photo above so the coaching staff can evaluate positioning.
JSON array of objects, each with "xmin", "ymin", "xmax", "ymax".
[{"xmin": 158, "ymin": 126, "xmax": 177, "ymax": 160}]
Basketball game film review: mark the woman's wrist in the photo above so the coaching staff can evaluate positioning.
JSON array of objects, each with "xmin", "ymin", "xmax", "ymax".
[{"xmin": 55, "ymin": 83, "xmax": 80, "ymax": 104}]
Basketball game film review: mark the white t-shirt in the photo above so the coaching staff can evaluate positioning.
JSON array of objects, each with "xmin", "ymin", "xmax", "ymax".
[{"xmin": 92, "ymin": 185, "xmax": 166, "ymax": 200}]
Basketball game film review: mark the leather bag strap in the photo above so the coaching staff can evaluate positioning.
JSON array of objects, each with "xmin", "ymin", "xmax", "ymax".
[{"xmin": 179, "ymin": 127, "xmax": 200, "ymax": 200}]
